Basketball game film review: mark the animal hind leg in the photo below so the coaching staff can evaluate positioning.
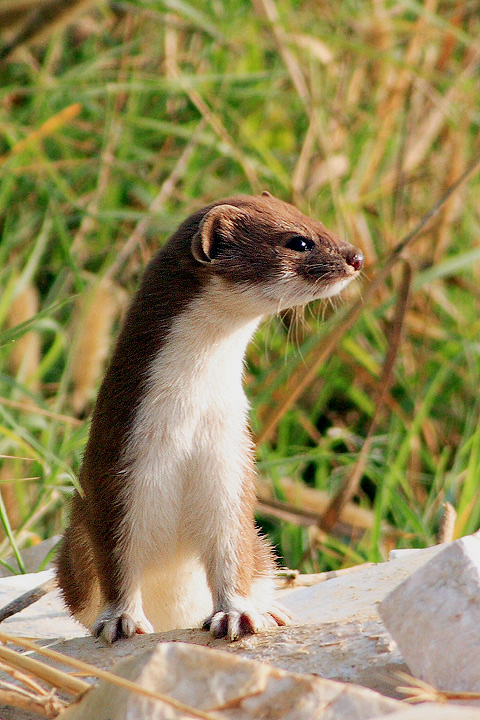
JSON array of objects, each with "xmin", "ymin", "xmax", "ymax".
[
  {"xmin": 57, "ymin": 495, "xmax": 152, "ymax": 642},
  {"xmin": 56, "ymin": 518, "xmax": 102, "ymax": 629}
]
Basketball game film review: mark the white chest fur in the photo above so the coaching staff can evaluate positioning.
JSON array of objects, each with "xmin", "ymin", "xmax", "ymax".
[{"xmin": 118, "ymin": 281, "xmax": 261, "ymax": 629}]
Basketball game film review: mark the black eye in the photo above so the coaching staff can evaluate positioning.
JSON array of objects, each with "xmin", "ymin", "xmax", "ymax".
[{"xmin": 285, "ymin": 235, "xmax": 315, "ymax": 252}]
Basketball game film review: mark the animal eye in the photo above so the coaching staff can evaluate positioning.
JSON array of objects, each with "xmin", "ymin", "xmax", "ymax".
[{"xmin": 285, "ymin": 236, "xmax": 315, "ymax": 252}]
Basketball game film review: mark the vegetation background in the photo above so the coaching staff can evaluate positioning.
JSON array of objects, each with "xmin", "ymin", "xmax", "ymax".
[{"xmin": 0, "ymin": 0, "xmax": 479, "ymax": 576}]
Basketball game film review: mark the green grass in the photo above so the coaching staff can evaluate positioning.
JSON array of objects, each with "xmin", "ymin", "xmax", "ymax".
[{"xmin": 0, "ymin": 0, "xmax": 479, "ymax": 573}]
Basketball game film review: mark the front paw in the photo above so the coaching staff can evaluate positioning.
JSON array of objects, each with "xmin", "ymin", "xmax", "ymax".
[
  {"xmin": 203, "ymin": 602, "xmax": 291, "ymax": 642},
  {"xmin": 93, "ymin": 607, "xmax": 153, "ymax": 644}
]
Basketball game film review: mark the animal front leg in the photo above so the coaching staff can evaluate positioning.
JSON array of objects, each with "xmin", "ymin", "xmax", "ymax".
[
  {"xmin": 90, "ymin": 544, "xmax": 153, "ymax": 643},
  {"xmin": 202, "ymin": 531, "xmax": 288, "ymax": 641}
]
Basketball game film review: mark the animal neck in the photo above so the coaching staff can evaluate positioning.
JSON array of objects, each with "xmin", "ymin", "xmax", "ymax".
[{"xmin": 148, "ymin": 280, "xmax": 262, "ymax": 393}]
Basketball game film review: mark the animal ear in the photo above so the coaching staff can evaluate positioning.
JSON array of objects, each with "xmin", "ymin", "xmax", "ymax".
[
  {"xmin": 261, "ymin": 190, "xmax": 273, "ymax": 198},
  {"xmin": 191, "ymin": 204, "xmax": 246, "ymax": 264}
]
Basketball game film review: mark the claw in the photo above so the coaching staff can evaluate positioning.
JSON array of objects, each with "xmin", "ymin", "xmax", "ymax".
[
  {"xmin": 93, "ymin": 608, "xmax": 153, "ymax": 644},
  {"xmin": 203, "ymin": 604, "xmax": 291, "ymax": 642},
  {"xmin": 210, "ymin": 611, "xmax": 230, "ymax": 638},
  {"xmin": 268, "ymin": 602, "xmax": 292, "ymax": 627}
]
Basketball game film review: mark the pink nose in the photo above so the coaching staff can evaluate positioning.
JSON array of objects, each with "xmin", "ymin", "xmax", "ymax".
[{"xmin": 346, "ymin": 250, "xmax": 364, "ymax": 272}]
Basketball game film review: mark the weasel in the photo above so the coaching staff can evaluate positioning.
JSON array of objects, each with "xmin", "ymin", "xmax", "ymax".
[{"xmin": 56, "ymin": 192, "xmax": 364, "ymax": 643}]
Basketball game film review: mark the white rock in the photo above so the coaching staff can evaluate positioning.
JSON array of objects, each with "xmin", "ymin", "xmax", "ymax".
[
  {"xmin": 282, "ymin": 544, "xmax": 444, "ymax": 626},
  {"xmin": 0, "ymin": 543, "xmax": 442, "ymax": 645},
  {"xmin": 0, "ymin": 569, "xmax": 87, "ymax": 639},
  {"xmin": 388, "ymin": 549, "xmax": 434, "ymax": 561},
  {"xmin": 379, "ymin": 533, "xmax": 480, "ymax": 692},
  {"xmin": 57, "ymin": 641, "xmax": 402, "ymax": 720},
  {"xmin": 0, "ymin": 541, "xmax": 448, "ymax": 712},
  {"xmin": 376, "ymin": 707, "xmax": 480, "ymax": 720}
]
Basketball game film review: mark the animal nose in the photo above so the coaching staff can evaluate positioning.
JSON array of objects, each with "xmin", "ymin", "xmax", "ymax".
[{"xmin": 346, "ymin": 249, "xmax": 364, "ymax": 272}]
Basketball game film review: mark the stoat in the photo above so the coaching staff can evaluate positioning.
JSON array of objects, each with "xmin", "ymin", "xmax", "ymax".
[{"xmin": 56, "ymin": 192, "xmax": 364, "ymax": 643}]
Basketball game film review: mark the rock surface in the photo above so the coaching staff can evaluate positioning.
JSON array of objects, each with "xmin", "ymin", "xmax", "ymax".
[
  {"xmin": 0, "ymin": 541, "xmax": 479, "ymax": 719},
  {"xmin": 0, "ymin": 542, "xmax": 444, "ymax": 643},
  {"xmin": 17, "ymin": 546, "xmax": 448, "ymax": 698},
  {"xmin": 379, "ymin": 533, "xmax": 480, "ymax": 693},
  {"xmin": 0, "ymin": 569, "xmax": 87, "ymax": 639},
  {"xmin": 375, "ymin": 709, "xmax": 480, "ymax": 720},
  {"xmin": 57, "ymin": 641, "xmax": 403, "ymax": 720}
]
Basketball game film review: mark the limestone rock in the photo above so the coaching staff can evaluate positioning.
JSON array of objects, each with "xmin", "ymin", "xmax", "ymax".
[
  {"xmin": 376, "ymin": 707, "xmax": 480, "ymax": 720},
  {"xmin": 280, "ymin": 543, "xmax": 443, "ymax": 627},
  {"xmin": 0, "ymin": 542, "xmax": 447, "ymax": 706},
  {"xmin": 57, "ymin": 641, "xmax": 402, "ymax": 720},
  {"xmin": 0, "ymin": 541, "xmax": 463, "ymax": 720},
  {"xmin": 0, "ymin": 569, "xmax": 87, "ymax": 639},
  {"xmin": 0, "ymin": 541, "xmax": 444, "ymax": 641},
  {"xmin": 379, "ymin": 533, "xmax": 480, "ymax": 692}
]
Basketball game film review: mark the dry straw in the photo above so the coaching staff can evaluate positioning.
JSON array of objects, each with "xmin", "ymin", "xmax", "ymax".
[
  {"xmin": 70, "ymin": 279, "xmax": 120, "ymax": 415},
  {"xmin": 0, "ymin": 630, "xmax": 218, "ymax": 720},
  {"xmin": 6, "ymin": 282, "xmax": 40, "ymax": 391}
]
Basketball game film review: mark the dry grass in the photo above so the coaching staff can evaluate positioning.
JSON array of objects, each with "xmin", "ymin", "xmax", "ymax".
[{"xmin": 0, "ymin": 630, "xmax": 217, "ymax": 718}]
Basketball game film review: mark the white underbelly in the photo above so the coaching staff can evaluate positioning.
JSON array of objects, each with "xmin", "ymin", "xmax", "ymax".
[
  {"xmin": 140, "ymin": 555, "xmax": 213, "ymax": 632},
  {"xmin": 120, "ymin": 386, "xmax": 252, "ymax": 561}
]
